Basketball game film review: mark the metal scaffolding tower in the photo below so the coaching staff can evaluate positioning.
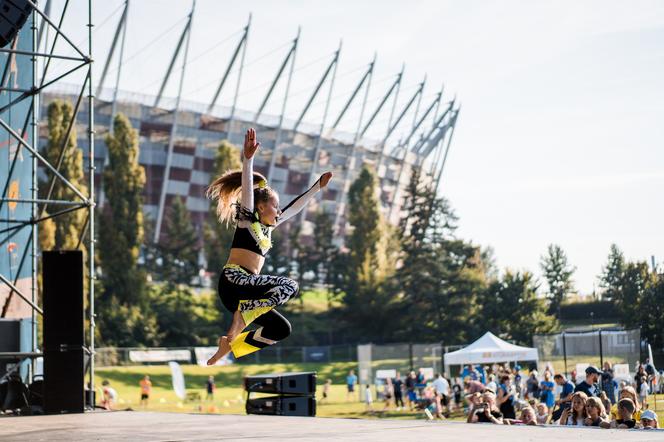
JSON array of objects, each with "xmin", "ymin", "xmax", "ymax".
[{"xmin": 0, "ymin": 0, "xmax": 95, "ymax": 406}]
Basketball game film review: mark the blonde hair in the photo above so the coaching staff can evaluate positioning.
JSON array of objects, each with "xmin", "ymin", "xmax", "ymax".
[
  {"xmin": 205, "ymin": 169, "xmax": 273, "ymax": 225},
  {"xmin": 620, "ymin": 386, "xmax": 640, "ymax": 411}
]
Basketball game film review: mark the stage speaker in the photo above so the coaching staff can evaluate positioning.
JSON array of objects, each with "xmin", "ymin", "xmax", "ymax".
[
  {"xmin": 244, "ymin": 371, "xmax": 316, "ymax": 395},
  {"xmin": 245, "ymin": 395, "xmax": 316, "ymax": 417},
  {"xmin": 42, "ymin": 250, "xmax": 84, "ymax": 350},
  {"xmin": 0, "ymin": 0, "xmax": 33, "ymax": 48},
  {"xmin": 43, "ymin": 348, "xmax": 84, "ymax": 414},
  {"xmin": 42, "ymin": 250, "xmax": 85, "ymax": 414}
]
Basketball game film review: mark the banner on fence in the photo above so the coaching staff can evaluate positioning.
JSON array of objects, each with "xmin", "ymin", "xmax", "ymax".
[
  {"xmin": 129, "ymin": 349, "xmax": 191, "ymax": 363},
  {"xmin": 193, "ymin": 347, "xmax": 233, "ymax": 366}
]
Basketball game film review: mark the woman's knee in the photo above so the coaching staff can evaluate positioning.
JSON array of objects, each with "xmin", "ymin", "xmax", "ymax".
[{"xmin": 273, "ymin": 316, "xmax": 292, "ymax": 340}]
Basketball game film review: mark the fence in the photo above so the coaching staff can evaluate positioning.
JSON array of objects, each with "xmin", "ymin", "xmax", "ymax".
[
  {"xmin": 95, "ymin": 344, "xmax": 357, "ymax": 367},
  {"xmin": 357, "ymin": 342, "xmax": 447, "ymax": 388},
  {"xmin": 533, "ymin": 328, "xmax": 641, "ymax": 376}
]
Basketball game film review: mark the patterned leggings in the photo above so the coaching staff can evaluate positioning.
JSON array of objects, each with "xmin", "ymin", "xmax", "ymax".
[{"xmin": 218, "ymin": 264, "xmax": 299, "ymax": 358}]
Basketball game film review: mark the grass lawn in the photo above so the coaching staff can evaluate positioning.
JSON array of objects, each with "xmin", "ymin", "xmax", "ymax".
[{"xmin": 95, "ymin": 362, "xmax": 464, "ymax": 420}]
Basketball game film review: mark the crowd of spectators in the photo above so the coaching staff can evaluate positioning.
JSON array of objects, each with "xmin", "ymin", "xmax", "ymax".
[{"xmin": 372, "ymin": 360, "xmax": 660, "ymax": 431}]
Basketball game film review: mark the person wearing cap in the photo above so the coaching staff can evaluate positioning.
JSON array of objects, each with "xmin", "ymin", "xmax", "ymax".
[
  {"xmin": 640, "ymin": 409, "xmax": 658, "ymax": 429},
  {"xmin": 575, "ymin": 366, "xmax": 601, "ymax": 397}
]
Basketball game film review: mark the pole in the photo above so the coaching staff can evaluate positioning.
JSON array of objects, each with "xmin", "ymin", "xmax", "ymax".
[
  {"xmin": 87, "ymin": 0, "xmax": 96, "ymax": 409},
  {"xmin": 30, "ymin": 4, "xmax": 38, "ymax": 383},
  {"xmin": 562, "ymin": 332, "xmax": 568, "ymax": 377},
  {"xmin": 599, "ymin": 329, "xmax": 604, "ymax": 370},
  {"xmin": 227, "ymin": 13, "xmax": 250, "ymax": 143}
]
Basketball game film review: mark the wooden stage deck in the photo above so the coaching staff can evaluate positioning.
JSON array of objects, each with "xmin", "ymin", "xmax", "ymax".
[{"xmin": 1, "ymin": 411, "xmax": 662, "ymax": 441}]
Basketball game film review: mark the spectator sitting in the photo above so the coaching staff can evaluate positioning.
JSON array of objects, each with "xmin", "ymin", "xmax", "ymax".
[
  {"xmin": 467, "ymin": 391, "xmax": 503, "ymax": 424},
  {"xmin": 584, "ymin": 397, "xmax": 609, "ymax": 427},
  {"xmin": 559, "ymin": 391, "xmax": 588, "ymax": 426},
  {"xmin": 609, "ymin": 386, "xmax": 642, "ymax": 421},
  {"xmin": 640, "ymin": 409, "xmax": 658, "ymax": 430},
  {"xmin": 101, "ymin": 379, "xmax": 117, "ymax": 411},
  {"xmin": 575, "ymin": 366, "xmax": 601, "ymax": 397},
  {"xmin": 536, "ymin": 403, "xmax": 549, "ymax": 425},
  {"xmin": 608, "ymin": 398, "xmax": 637, "ymax": 429},
  {"xmin": 505, "ymin": 406, "xmax": 537, "ymax": 426}
]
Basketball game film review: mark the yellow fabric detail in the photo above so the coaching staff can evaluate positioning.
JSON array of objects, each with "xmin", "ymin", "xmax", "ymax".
[
  {"xmin": 238, "ymin": 301, "xmax": 272, "ymax": 327},
  {"xmin": 230, "ymin": 331, "xmax": 261, "ymax": 358},
  {"xmin": 223, "ymin": 263, "xmax": 248, "ymax": 272}
]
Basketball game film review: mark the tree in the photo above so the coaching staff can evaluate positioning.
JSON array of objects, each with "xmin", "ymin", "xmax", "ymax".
[
  {"xmin": 612, "ymin": 261, "xmax": 652, "ymax": 329},
  {"xmin": 303, "ymin": 210, "xmax": 339, "ymax": 304},
  {"xmin": 599, "ymin": 244, "xmax": 625, "ymax": 301},
  {"xmin": 338, "ymin": 165, "xmax": 398, "ymax": 342},
  {"xmin": 639, "ymin": 273, "xmax": 664, "ymax": 351},
  {"xmin": 158, "ymin": 196, "xmax": 201, "ymax": 285},
  {"xmin": 478, "ymin": 270, "xmax": 558, "ymax": 345},
  {"xmin": 40, "ymin": 100, "xmax": 87, "ymax": 249},
  {"xmin": 98, "ymin": 113, "xmax": 146, "ymax": 304},
  {"xmin": 394, "ymin": 169, "xmax": 485, "ymax": 344},
  {"xmin": 540, "ymin": 244, "xmax": 576, "ymax": 318},
  {"xmin": 204, "ymin": 140, "xmax": 241, "ymax": 281}
]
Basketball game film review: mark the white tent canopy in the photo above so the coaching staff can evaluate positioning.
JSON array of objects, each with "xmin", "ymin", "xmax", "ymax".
[{"xmin": 444, "ymin": 331, "xmax": 539, "ymax": 366}]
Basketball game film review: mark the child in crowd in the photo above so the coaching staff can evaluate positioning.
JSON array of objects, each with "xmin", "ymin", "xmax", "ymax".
[
  {"xmin": 610, "ymin": 386, "xmax": 642, "ymax": 421},
  {"xmin": 559, "ymin": 391, "xmax": 588, "ymax": 426},
  {"xmin": 364, "ymin": 385, "xmax": 373, "ymax": 412},
  {"xmin": 640, "ymin": 409, "xmax": 659, "ymax": 429},
  {"xmin": 536, "ymin": 403, "xmax": 549, "ymax": 425},
  {"xmin": 101, "ymin": 379, "xmax": 117, "ymax": 411},
  {"xmin": 609, "ymin": 398, "xmax": 637, "ymax": 429},
  {"xmin": 583, "ymin": 397, "xmax": 608, "ymax": 427},
  {"xmin": 638, "ymin": 375, "xmax": 649, "ymax": 408},
  {"xmin": 321, "ymin": 379, "xmax": 332, "ymax": 403}
]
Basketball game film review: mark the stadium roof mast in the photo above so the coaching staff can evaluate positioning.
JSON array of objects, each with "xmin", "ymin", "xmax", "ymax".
[
  {"xmin": 263, "ymin": 28, "xmax": 300, "ymax": 181},
  {"xmin": 375, "ymin": 74, "xmax": 426, "ymax": 177},
  {"xmin": 388, "ymin": 86, "xmax": 444, "ymax": 221},
  {"xmin": 96, "ymin": 0, "xmax": 129, "ymax": 208},
  {"xmin": 207, "ymin": 13, "xmax": 251, "ymax": 137},
  {"xmin": 0, "ymin": 0, "xmax": 95, "ymax": 404},
  {"xmin": 153, "ymin": 0, "xmax": 196, "ymax": 243},
  {"xmin": 433, "ymin": 107, "xmax": 460, "ymax": 193},
  {"xmin": 298, "ymin": 40, "xmax": 342, "ymax": 222},
  {"xmin": 331, "ymin": 53, "xmax": 376, "ymax": 234}
]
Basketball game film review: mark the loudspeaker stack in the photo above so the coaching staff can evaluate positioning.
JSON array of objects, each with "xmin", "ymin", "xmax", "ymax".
[
  {"xmin": 244, "ymin": 371, "xmax": 316, "ymax": 417},
  {"xmin": 42, "ymin": 250, "xmax": 85, "ymax": 414}
]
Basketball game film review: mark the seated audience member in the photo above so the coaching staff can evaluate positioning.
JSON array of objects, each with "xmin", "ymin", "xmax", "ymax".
[
  {"xmin": 609, "ymin": 398, "xmax": 637, "ymax": 429},
  {"xmin": 584, "ymin": 397, "xmax": 609, "ymax": 427},
  {"xmin": 609, "ymin": 386, "xmax": 641, "ymax": 421},
  {"xmin": 505, "ymin": 406, "xmax": 537, "ymax": 426},
  {"xmin": 640, "ymin": 409, "xmax": 658, "ymax": 429},
  {"xmin": 559, "ymin": 391, "xmax": 588, "ymax": 426},
  {"xmin": 536, "ymin": 403, "xmax": 549, "ymax": 425},
  {"xmin": 467, "ymin": 391, "xmax": 503, "ymax": 424}
]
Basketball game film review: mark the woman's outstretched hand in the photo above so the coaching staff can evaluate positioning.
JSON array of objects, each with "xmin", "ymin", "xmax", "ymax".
[
  {"xmin": 319, "ymin": 171, "xmax": 333, "ymax": 188},
  {"xmin": 243, "ymin": 128, "xmax": 260, "ymax": 159}
]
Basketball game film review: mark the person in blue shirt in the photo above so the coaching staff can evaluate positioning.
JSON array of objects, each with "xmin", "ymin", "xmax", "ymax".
[
  {"xmin": 346, "ymin": 369, "xmax": 358, "ymax": 401},
  {"xmin": 539, "ymin": 371, "xmax": 555, "ymax": 408}
]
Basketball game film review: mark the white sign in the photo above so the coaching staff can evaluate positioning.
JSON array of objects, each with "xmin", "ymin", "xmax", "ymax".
[
  {"xmin": 169, "ymin": 361, "xmax": 186, "ymax": 400},
  {"xmin": 193, "ymin": 347, "xmax": 233, "ymax": 366},
  {"xmin": 575, "ymin": 363, "xmax": 589, "ymax": 384},
  {"xmin": 613, "ymin": 364, "xmax": 630, "ymax": 380},
  {"xmin": 375, "ymin": 369, "xmax": 397, "ymax": 379},
  {"xmin": 421, "ymin": 367, "xmax": 435, "ymax": 381},
  {"xmin": 128, "ymin": 349, "xmax": 191, "ymax": 363}
]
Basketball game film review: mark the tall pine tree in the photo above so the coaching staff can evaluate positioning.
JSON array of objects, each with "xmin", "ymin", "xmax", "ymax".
[
  {"xmin": 599, "ymin": 244, "xmax": 625, "ymax": 301},
  {"xmin": 158, "ymin": 196, "xmax": 200, "ymax": 285},
  {"xmin": 540, "ymin": 244, "xmax": 576, "ymax": 318},
  {"xmin": 98, "ymin": 113, "xmax": 146, "ymax": 304}
]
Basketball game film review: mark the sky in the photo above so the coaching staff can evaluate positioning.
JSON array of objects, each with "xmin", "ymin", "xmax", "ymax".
[{"xmin": 48, "ymin": 0, "xmax": 664, "ymax": 294}]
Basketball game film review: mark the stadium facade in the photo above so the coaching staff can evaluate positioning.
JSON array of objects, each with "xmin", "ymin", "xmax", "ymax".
[{"xmin": 39, "ymin": 84, "xmax": 457, "ymax": 248}]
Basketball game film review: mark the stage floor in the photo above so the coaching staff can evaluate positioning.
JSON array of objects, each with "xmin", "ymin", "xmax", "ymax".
[{"xmin": 1, "ymin": 411, "xmax": 662, "ymax": 441}]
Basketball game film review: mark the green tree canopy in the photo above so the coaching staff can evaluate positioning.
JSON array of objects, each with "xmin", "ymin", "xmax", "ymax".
[{"xmin": 540, "ymin": 244, "xmax": 576, "ymax": 317}]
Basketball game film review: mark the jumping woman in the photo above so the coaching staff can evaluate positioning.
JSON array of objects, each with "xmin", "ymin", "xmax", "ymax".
[{"xmin": 206, "ymin": 128, "xmax": 332, "ymax": 364}]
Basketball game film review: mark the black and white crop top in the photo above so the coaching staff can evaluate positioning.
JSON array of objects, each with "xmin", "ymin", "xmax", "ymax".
[{"xmin": 230, "ymin": 149, "xmax": 322, "ymax": 257}]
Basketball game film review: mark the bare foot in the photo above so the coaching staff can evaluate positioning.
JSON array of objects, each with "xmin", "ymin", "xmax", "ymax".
[{"xmin": 207, "ymin": 336, "xmax": 230, "ymax": 365}]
